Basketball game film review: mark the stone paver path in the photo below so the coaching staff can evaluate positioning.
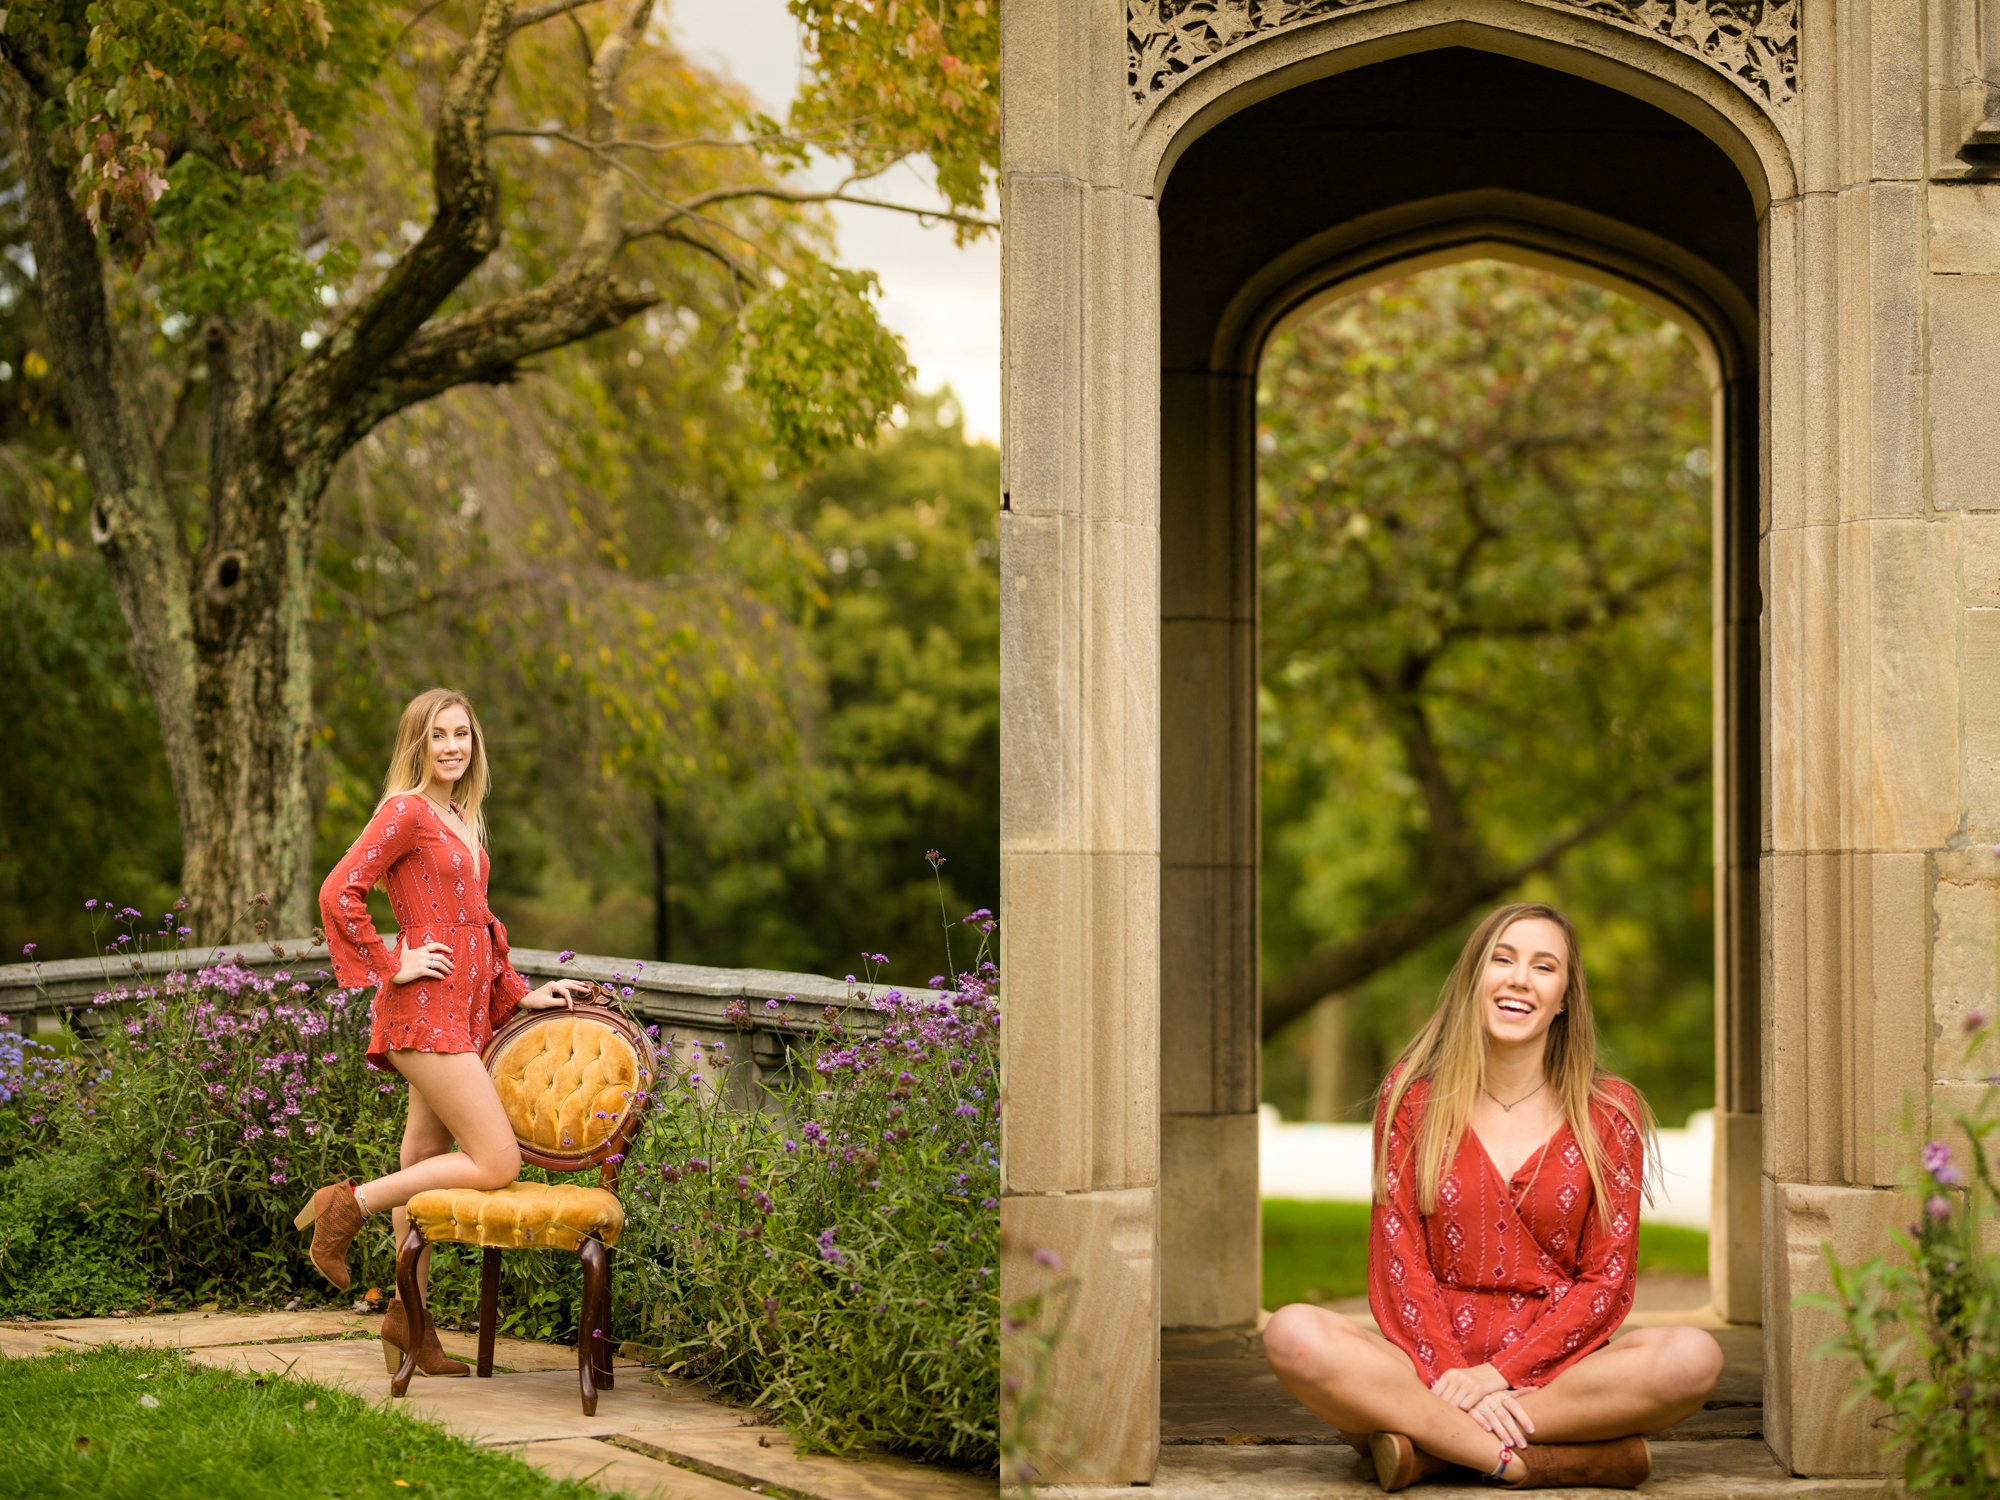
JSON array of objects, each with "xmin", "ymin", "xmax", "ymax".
[{"xmin": 1, "ymin": 1311, "xmax": 994, "ymax": 1500}]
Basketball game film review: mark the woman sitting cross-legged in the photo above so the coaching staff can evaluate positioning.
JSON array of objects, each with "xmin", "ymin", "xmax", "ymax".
[{"xmin": 1262, "ymin": 902, "xmax": 1723, "ymax": 1491}]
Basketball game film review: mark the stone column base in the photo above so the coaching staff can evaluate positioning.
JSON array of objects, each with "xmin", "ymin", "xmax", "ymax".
[
  {"xmin": 1001, "ymin": 1188, "xmax": 1159, "ymax": 1485},
  {"xmin": 1161, "ymin": 1112, "xmax": 1260, "ymax": 1328},
  {"xmin": 1763, "ymin": 1177, "xmax": 1902, "ymax": 1475}
]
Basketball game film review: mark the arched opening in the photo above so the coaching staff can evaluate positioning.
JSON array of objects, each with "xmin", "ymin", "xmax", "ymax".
[
  {"xmin": 1150, "ymin": 35, "xmax": 1765, "ymax": 1457},
  {"xmin": 1242, "ymin": 248, "xmax": 1742, "ymax": 1428}
]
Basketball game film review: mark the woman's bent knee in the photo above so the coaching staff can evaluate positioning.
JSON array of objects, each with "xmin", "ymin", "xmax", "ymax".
[
  {"xmin": 1655, "ymin": 1327, "xmax": 1724, "ymax": 1401},
  {"xmin": 471, "ymin": 1145, "xmax": 522, "ymax": 1191},
  {"xmin": 1262, "ymin": 1305, "xmax": 1359, "ymax": 1380}
]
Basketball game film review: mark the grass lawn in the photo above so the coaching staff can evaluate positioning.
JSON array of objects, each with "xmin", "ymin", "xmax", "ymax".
[
  {"xmin": 0, "ymin": 1344, "xmax": 621, "ymax": 1500},
  {"xmin": 1262, "ymin": 1199, "xmax": 1710, "ymax": 1308}
]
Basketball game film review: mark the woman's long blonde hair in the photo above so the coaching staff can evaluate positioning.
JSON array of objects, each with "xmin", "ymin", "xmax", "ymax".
[
  {"xmin": 1371, "ymin": 902, "xmax": 1658, "ymax": 1226},
  {"xmin": 378, "ymin": 688, "xmax": 492, "ymax": 848}
]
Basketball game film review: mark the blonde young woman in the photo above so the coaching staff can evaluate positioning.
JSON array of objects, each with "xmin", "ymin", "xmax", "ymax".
[
  {"xmin": 293, "ymin": 688, "xmax": 592, "ymax": 1376},
  {"xmin": 1263, "ymin": 903, "xmax": 1723, "ymax": 1491}
]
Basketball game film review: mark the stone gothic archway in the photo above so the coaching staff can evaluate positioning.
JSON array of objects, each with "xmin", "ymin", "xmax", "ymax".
[{"xmin": 1001, "ymin": 0, "xmax": 1992, "ymax": 1484}]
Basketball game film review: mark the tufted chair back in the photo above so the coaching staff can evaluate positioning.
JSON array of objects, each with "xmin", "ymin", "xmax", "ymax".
[{"xmin": 483, "ymin": 994, "xmax": 657, "ymax": 1178}]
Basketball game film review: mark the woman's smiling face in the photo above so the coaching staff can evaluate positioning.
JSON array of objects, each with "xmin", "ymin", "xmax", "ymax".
[
  {"xmin": 1482, "ymin": 916, "xmax": 1570, "ymax": 1048},
  {"xmin": 426, "ymin": 704, "xmax": 474, "ymax": 789}
]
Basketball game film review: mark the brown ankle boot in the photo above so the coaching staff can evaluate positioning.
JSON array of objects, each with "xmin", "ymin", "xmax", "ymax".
[
  {"xmin": 1505, "ymin": 1436, "xmax": 1652, "ymax": 1489},
  {"xmin": 1369, "ymin": 1432, "xmax": 1450, "ymax": 1492},
  {"xmin": 1341, "ymin": 1431, "xmax": 1377, "ymax": 1482},
  {"xmin": 379, "ymin": 1296, "xmax": 469, "ymax": 1378},
  {"xmin": 292, "ymin": 1181, "xmax": 367, "ymax": 1291}
]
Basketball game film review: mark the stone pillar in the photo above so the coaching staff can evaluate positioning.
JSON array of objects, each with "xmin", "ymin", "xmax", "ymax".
[
  {"xmin": 1158, "ymin": 357, "xmax": 1262, "ymax": 1331},
  {"xmin": 996, "ymin": 0, "xmax": 1163, "ymax": 1484},
  {"xmin": 1760, "ymin": 0, "xmax": 1941, "ymax": 1474}
]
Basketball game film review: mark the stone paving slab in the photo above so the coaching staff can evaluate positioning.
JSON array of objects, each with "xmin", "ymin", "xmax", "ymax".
[
  {"xmin": 1, "ymin": 1310, "xmax": 362, "ymax": 1348},
  {"xmin": 0, "ymin": 1326, "xmax": 75, "ymax": 1359},
  {"xmin": 516, "ymin": 1437, "xmax": 754, "ymax": 1500},
  {"xmin": 187, "ymin": 1341, "xmax": 654, "ymax": 1444},
  {"xmin": 1039, "ymin": 1441, "xmax": 1883, "ymax": 1498},
  {"xmin": 1, "ymin": 1308, "xmax": 586, "ymax": 1373},
  {"xmin": 619, "ymin": 1428, "xmax": 996, "ymax": 1500}
]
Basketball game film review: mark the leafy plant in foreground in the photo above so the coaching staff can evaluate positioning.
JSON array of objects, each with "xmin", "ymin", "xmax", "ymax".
[{"xmin": 1811, "ymin": 1011, "xmax": 2000, "ymax": 1490}]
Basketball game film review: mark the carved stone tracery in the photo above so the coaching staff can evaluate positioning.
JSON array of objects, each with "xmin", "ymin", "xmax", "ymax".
[{"xmin": 1127, "ymin": 0, "xmax": 1798, "ymax": 113}]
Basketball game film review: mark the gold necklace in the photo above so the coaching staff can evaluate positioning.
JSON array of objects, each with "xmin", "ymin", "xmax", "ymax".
[{"xmin": 1486, "ymin": 1078, "xmax": 1547, "ymax": 1114}]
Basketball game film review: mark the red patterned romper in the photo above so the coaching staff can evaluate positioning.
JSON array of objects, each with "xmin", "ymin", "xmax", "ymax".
[
  {"xmin": 319, "ymin": 794, "xmax": 531, "ymax": 1073},
  {"xmin": 1366, "ymin": 1073, "xmax": 1644, "ymax": 1390}
]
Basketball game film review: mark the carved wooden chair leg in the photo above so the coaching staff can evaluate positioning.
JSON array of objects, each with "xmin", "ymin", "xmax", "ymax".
[
  {"xmin": 578, "ymin": 1236, "xmax": 608, "ymax": 1415},
  {"xmin": 595, "ymin": 1244, "xmax": 615, "ymax": 1390},
  {"xmin": 476, "ymin": 1247, "xmax": 501, "ymax": 1378},
  {"xmin": 390, "ymin": 1226, "xmax": 426, "ymax": 1397}
]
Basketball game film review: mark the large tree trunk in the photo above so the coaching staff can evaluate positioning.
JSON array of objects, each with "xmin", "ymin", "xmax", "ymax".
[
  {"xmin": 179, "ymin": 319, "xmax": 323, "ymax": 942},
  {"xmin": 6, "ymin": 76, "xmax": 322, "ymax": 940}
]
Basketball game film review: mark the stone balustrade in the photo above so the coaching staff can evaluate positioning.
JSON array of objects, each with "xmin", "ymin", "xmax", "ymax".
[{"xmin": 0, "ymin": 940, "xmax": 904, "ymax": 1112}]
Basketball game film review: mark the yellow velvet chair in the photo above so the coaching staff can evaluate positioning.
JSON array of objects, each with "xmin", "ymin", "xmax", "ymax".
[{"xmin": 391, "ymin": 994, "xmax": 657, "ymax": 1414}]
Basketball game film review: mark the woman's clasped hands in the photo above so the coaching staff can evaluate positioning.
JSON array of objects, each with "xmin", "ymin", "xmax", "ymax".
[{"xmin": 1431, "ymin": 1362, "xmax": 1536, "ymax": 1449}]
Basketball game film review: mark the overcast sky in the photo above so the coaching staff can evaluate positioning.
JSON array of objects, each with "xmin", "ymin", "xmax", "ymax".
[{"xmin": 670, "ymin": 2, "xmax": 1002, "ymax": 444}]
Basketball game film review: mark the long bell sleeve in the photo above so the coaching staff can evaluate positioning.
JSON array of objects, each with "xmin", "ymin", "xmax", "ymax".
[
  {"xmin": 1488, "ymin": 1085, "xmax": 1645, "ymax": 1389},
  {"xmin": 1368, "ymin": 1079, "xmax": 1471, "ymax": 1383},
  {"xmin": 319, "ymin": 797, "xmax": 423, "ymax": 990}
]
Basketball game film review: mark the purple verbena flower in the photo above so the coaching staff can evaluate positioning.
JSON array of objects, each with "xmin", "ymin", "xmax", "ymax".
[{"xmin": 1923, "ymin": 1140, "xmax": 1964, "ymax": 1185}]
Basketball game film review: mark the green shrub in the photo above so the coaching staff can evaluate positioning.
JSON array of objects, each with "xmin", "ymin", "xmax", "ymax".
[
  {"xmin": 1812, "ymin": 1013, "xmax": 2000, "ymax": 1491},
  {"xmin": 0, "ymin": 933, "xmax": 588, "ymax": 1337},
  {"xmin": 620, "ymin": 942, "xmax": 1000, "ymax": 1467},
  {"xmin": 0, "ymin": 1151, "xmax": 154, "ymax": 1317}
]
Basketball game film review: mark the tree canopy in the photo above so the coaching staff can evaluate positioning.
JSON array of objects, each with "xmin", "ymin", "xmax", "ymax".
[{"xmin": 0, "ymin": 0, "xmax": 997, "ymax": 939}]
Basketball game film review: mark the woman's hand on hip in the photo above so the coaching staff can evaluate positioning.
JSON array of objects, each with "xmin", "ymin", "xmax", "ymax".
[
  {"xmin": 521, "ymin": 979, "xmax": 595, "ymax": 1011},
  {"xmin": 393, "ymin": 939, "xmax": 454, "ymax": 985},
  {"xmin": 1430, "ymin": 1361, "xmax": 1509, "ymax": 1410}
]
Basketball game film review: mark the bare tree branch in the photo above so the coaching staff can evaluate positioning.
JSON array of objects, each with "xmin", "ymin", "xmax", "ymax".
[
  {"xmin": 1259, "ymin": 753, "xmax": 1710, "ymax": 1039},
  {"xmin": 279, "ymin": 0, "xmax": 519, "ymax": 438},
  {"xmin": 511, "ymin": 0, "xmax": 603, "ymax": 31},
  {"xmin": 487, "ymin": 123, "xmax": 852, "ymax": 156}
]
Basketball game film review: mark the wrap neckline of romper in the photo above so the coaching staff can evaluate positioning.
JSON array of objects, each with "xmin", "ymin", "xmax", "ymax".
[
  {"xmin": 421, "ymin": 796, "xmax": 482, "ymax": 877},
  {"xmin": 1466, "ymin": 1117, "xmax": 1572, "ymax": 1199}
]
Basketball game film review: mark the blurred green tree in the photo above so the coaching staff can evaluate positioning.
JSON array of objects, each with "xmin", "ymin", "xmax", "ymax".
[
  {"xmin": 660, "ymin": 393, "xmax": 1001, "ymax": 982},
  {"xmin": 0, "ymin": 0, "xmax": 994, "ymax": 940},
  {"xmin": 307, "ymin": 369, "xmax": 998, "ymax": 987},
  {"xmin": 1258, "ymin": 261, "xmax": 1717, "ymax": 1124}
]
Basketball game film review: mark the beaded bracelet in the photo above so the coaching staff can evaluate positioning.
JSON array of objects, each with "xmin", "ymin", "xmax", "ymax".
[{"xmin": 1481, "ymin": 1444, "xmax": 1516, "ymax": 1487}]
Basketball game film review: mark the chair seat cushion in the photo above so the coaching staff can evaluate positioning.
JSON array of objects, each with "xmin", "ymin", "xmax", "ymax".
[{"xmin": 406, "ymin": 1181, "xmax": 624, "ymax": 1251}]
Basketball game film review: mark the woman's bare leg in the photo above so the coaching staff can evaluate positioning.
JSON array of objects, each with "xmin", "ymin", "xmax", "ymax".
[
  {"xmin": 375, "ymin": 1076, "xmax": 455, "ymax": 1297},
  {"xmin": 359, "ymin": 1051, "xmax": 520, "ymax": 1217},
  {"xmin": 1507, "ymin": 1327, "xmax": 1722, "ymax": 1442},
  {"xmin": 1263, "ymin": 1306, "xmax": 1517, "ymax": 1474}
]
